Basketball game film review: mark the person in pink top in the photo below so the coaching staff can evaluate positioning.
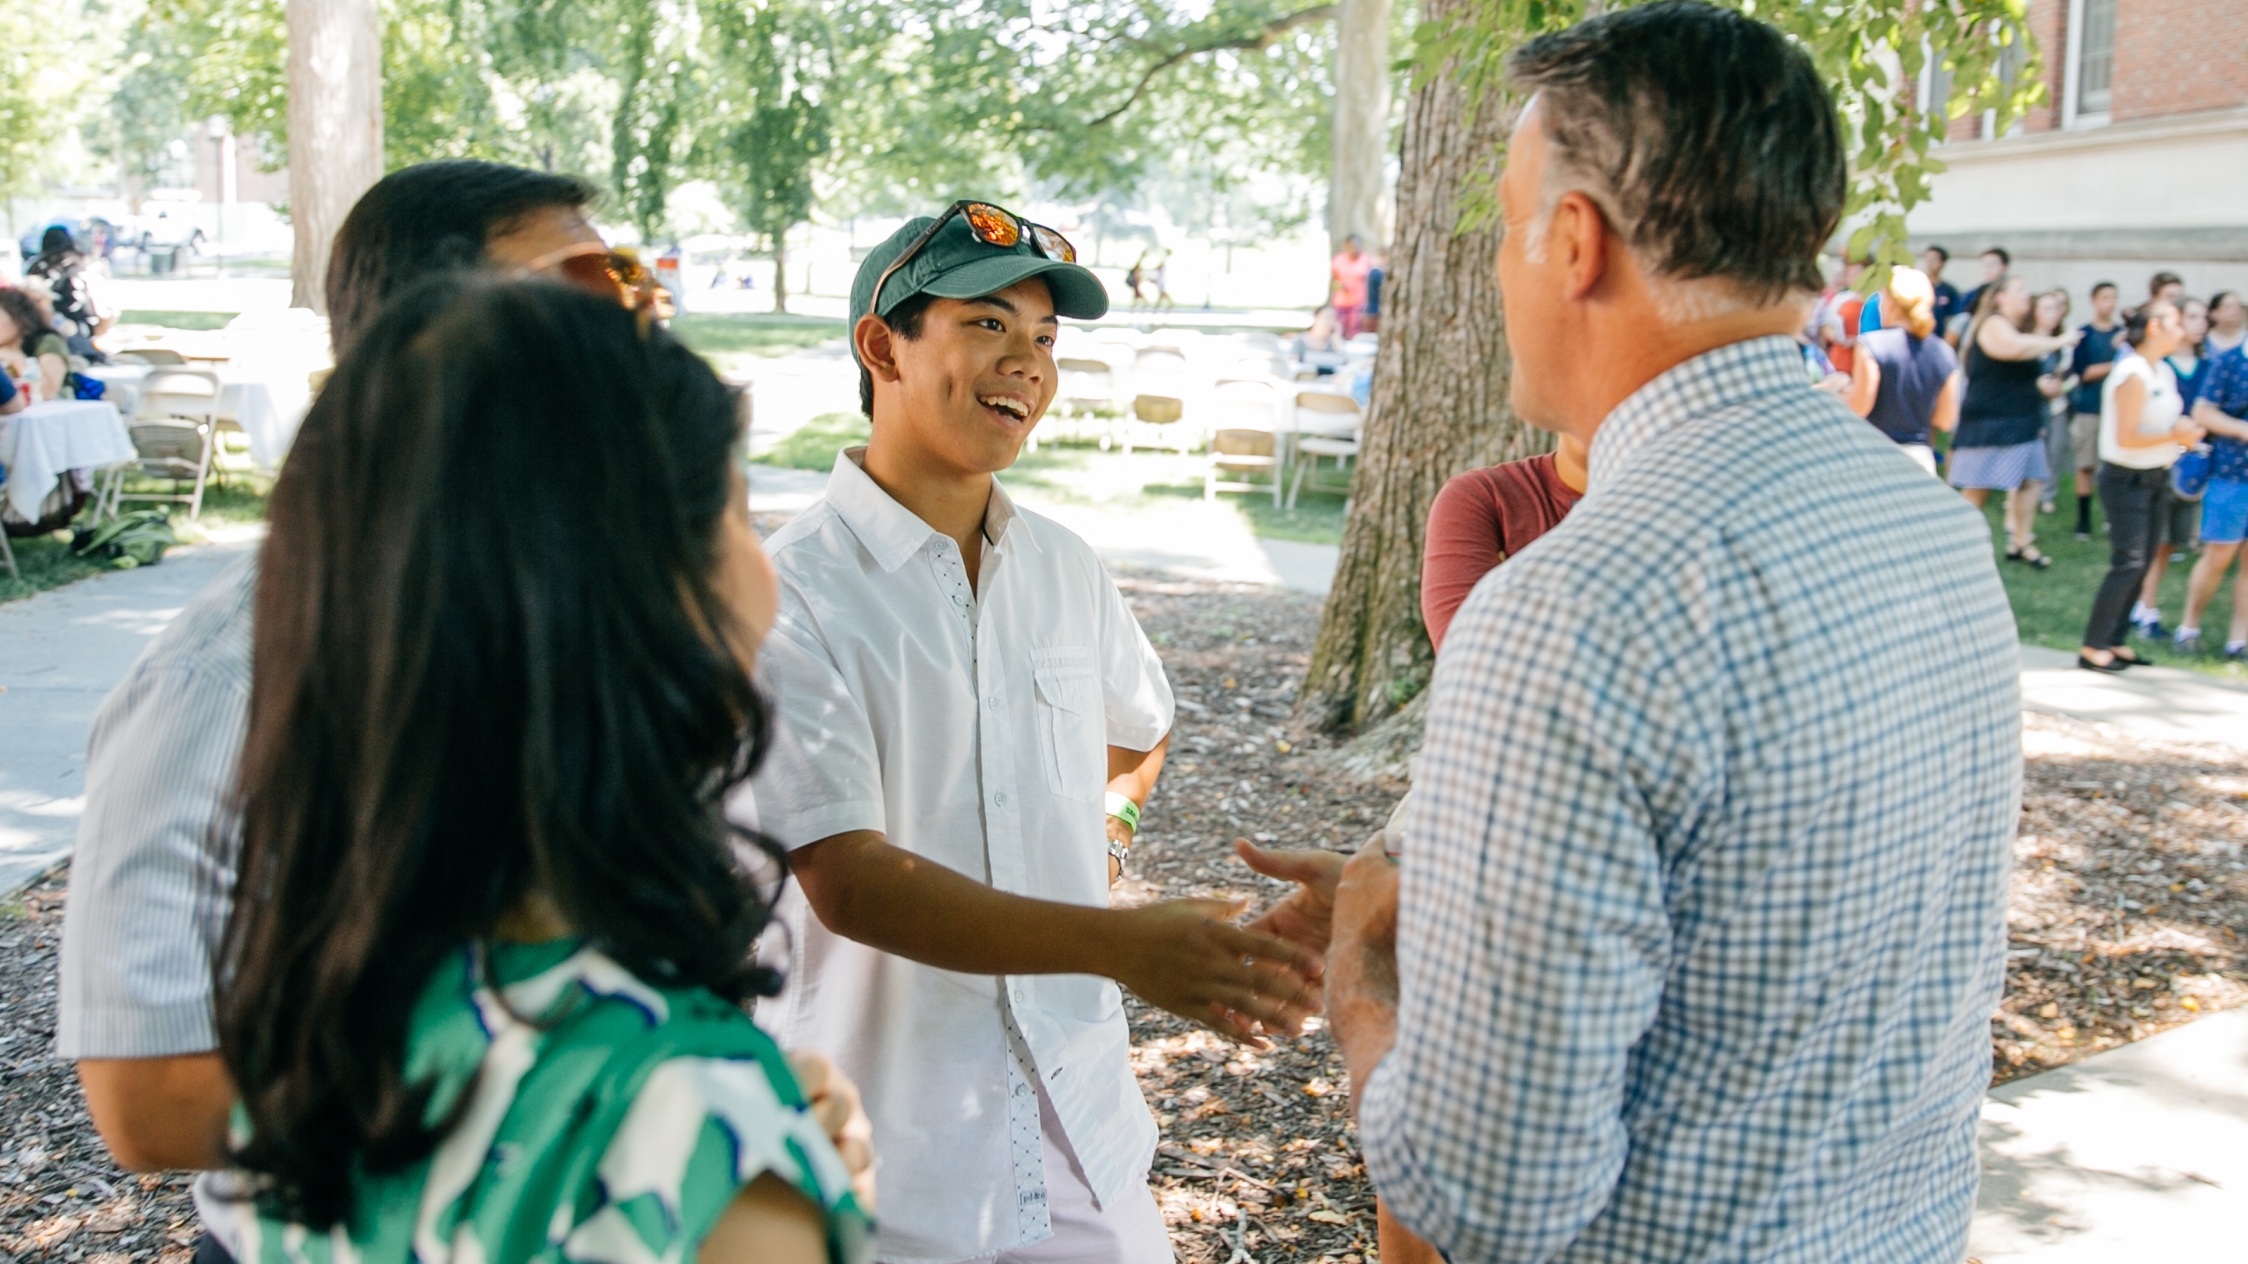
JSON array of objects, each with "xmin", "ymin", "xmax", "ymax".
[{"xmin": 1332, "ymin": 235, "xmax": 1375, "ymax": 338}]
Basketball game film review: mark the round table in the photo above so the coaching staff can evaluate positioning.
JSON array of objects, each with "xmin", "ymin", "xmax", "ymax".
[
  {"xmin": 0, "ymin": 399, "xmax": 133, "ymax": 523},
  {"xmin": 85, "ymin": 364, "xmax": 303, "ymax": 470}
]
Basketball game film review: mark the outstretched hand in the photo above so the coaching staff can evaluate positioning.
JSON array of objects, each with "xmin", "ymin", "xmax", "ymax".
[
  {"xmin": 1237, "ymin": 837, "xmax": 1351, "ymax": 954},
  {"xmin": 1107, "ymin": 896, "xmax": 1325, "ymax": 1047},
  {"xmin": 787, "ymin": 1049, "xmax": 877, "ymax": 1213}
]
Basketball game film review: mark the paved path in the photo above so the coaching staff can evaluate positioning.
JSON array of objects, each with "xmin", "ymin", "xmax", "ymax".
[
  {"xmin": 1970, "ymin": 1006, "xmax": 2248, "ymax": 1259},
  {"xmin": 0, "ymin": 531, "xmax": 261, "ymax": 895},
  {"xmin": 2018, "ymin": 645, "xmax": 2248, "ymax": 750}
]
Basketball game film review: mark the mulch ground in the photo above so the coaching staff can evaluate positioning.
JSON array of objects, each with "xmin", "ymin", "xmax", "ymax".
[
  {"xmin": 0, "ymin": 872, "xmax": 200, "ymax": 1264},
  {"xmin": 3, "ymin": 572, "xmax": 2243, "ymax": 1263}
]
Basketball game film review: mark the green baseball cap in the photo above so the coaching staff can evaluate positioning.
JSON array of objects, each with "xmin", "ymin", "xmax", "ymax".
[{"xmin": 849, "ymin": 207, "xmax": 1109, "ymax": 360}]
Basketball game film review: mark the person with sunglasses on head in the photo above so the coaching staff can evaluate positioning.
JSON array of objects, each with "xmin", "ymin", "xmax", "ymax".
[
  {"xmin": 58, "ymin": 161, "xmax": 873, "ymax": 1264},
  {"xmin": 743, "ymin": 201, "xmax": 1324, "ymax": 1264}
]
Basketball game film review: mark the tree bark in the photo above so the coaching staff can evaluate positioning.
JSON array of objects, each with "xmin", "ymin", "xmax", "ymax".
[
  {"xmin": 1329, "ymin": 0, "xmax": 1391, "ymax": 253},
  {"xmin": 772, "ymin": 232, "xmax": 789, "ymax": 314},
  {"xmin": 286, "ymin": 0, "xmax": 383, "ymax": 313},
  {"xmin": 1297, "ymin": 16, "xmax": 1547, "ymax": 734}
]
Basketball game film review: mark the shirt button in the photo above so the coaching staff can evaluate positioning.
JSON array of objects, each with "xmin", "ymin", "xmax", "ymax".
[{"xmin": 994, "ymin": 791, "xmax": 1009, "ymax": 807}]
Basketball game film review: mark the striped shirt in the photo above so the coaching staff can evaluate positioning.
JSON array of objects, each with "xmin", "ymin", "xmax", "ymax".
[
  {"xmin": 56, "ymin": 552, "xmax": 256, "ymax": 1249},
  {"xmin": 1362, "ymin": 337, "xmax": 2022, "ymax": 1262},
  {"xmin": 57, "ymin": 552, "xmax": 256, "ymax": 1058}
]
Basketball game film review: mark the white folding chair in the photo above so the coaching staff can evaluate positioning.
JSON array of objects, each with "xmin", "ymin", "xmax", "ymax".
[
  {"xmin": 1203, "ymin": 380, "xmax": 1281, "ymax": 504},
  {"xmin": 119, "ymin": 368, "xmax": 221, "ymax": 520},
  {"xmin": 1288, "ymin": 390, "xmax": 1363, "ymax": 509},
  {"xmin": 114, "ymin": 348, "xmax": 187, "ymax": 365},
  {"xmin": 1125, "ymin": 394, "xmax": 1192, "ymax": 456},
  {"xmin": 1054, "ymin": 357, "xmax": 1119, "ymax": 446},
  {"xmin": 1122, "ymin": 348, "xmax": 1197, "ymax": 455}
]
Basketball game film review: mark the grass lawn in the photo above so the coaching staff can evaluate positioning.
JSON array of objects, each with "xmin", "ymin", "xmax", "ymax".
[
  {"xmin": 1983, "ymin": 476, "xmax": 2244, "ymax": 682},
  {"xmin": 753, "ymin": 411, "xmax": 868, "ymax": 470},
  {"xmin": 1, "ymin": 462, "xmax": 271, "ymax": 605},
  {"xmin": 670, "ymin": 313, "xmax": 847, "ymax": 370},
  {"xmin": 117, "ymin": 309, "xmax": 239, "ymax": 331},
  {"xmin": 751, "ymin": 416, "xmax": 1351, "ymax": 545}
]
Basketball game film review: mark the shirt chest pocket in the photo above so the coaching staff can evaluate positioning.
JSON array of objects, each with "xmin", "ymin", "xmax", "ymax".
[{"xmin": 1030, "ymin": 646, "xmax": 1105, "ymax": 803}]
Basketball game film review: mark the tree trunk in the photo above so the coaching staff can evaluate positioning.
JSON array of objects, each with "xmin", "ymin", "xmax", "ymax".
[
  {"xmin": 1297, "ymin": 14, "xmax": 1547, "ymax": 734},
  {"xmin": 286, "ymin": 0, "xmax": 383, "ymax": 313},
  {"xmin": 1329, "ymin": 0, "xmax": 1391, "ymax": 253},
  {"xmin": 772, "ymin": 232, "xmax": 789, "ymax": 314}
]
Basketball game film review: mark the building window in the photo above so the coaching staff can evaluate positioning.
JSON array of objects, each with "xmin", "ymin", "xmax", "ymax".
[
  {"xmin": 2069, "ymin": 0, "xmax": 2116, "ymax": 123},
  {"xmin": 1981, "ymin": 23, "xmax": 2028, "ymax": 140},
  {"xmin": 1920, "ymin": 38, "xmax": 1954, "ymax": 143}
]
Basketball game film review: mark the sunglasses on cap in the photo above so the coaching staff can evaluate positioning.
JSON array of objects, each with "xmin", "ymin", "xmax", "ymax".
[
  {"xmin": 869, "ymin": 200, "xmax": 1077, "ymax": 318},
  {"xmin": 518, "ymin": 241, "xmax": 658, "ymax": 311}
]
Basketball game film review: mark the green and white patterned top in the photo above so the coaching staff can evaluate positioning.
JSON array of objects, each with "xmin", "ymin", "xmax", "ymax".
[{"xmin": 222, "ymin": 939, "xmax": 871, "ymax": 1264}]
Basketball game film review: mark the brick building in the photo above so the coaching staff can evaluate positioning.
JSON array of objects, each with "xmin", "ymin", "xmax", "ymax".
[{"xmin": 1908, "ymin": 0, "xmax": 2248, "ymax": 312}]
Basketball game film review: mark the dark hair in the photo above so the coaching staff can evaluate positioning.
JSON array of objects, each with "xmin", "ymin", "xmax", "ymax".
[
  {"xmin": 0, "ymin": 287, "xmax": 49, "ymax": 353},
  {"xmin": 218, "ymin": 274, "xmax": 782, "ymax": 1229},
  {"xmin": 1965, "ymin": 272, "xmax": 2023, "ymax": 348},
  {"xmin": 325, "ymin": 160, "xmax": 595, "ymax": 355},
  {"xmin": 38, "ymin": 226, "xmax": 76, "ymax": 259},
  {"xmin": 2091, "ymin": 280, "xmax": 2118, "ymax": 297},
  {"xmin": 2119, "ymin": 300, "xmax": 2175, "ymax": 350},
  {"xmin": 1924, "ymin": 244, "xmax": 1950, "ymax": 264},
  {"xmin": 1506, "ymin": 1, "xmax": 1845, "ymax": 303},
  {"xmin": 858, "ymin": 290, "xmax": 937, "ymax": 417},
  {"xmin": 2149, "ymin": 270, "xmax": 2184, "ymax": 297},
  {"xmin": 1983, "ymin": 247, "xmax": 2011, "ymax": 266}
]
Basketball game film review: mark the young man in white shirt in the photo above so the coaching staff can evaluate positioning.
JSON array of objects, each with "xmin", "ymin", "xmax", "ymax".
[{"xmin": 748, "ymin": 203, "xmax": 1324, "ymax": 1263}]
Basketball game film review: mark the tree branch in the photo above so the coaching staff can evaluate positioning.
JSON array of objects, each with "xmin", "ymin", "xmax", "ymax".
[{"xmin": 1087, "ymin": 5, "xmax": 1337, "ymax": 128}]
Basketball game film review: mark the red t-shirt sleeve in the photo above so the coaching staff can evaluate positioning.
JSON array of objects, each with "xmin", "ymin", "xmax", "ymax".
[{"xmin": 1421, "ymin": 469, "xmax": 1508, "ymax": 654}]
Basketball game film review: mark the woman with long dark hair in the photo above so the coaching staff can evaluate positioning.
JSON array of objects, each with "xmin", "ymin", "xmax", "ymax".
[
  {"xmin": 212, "ymin": 274, "xmax": 867, "ymax": 1262},
  {"xmin": 2208, "ymin": 290, "xmax": 2245, "ymax": 356},
  {"xmin": 0, "ymin": 285, "xmax": 73, "ymax": 401}
]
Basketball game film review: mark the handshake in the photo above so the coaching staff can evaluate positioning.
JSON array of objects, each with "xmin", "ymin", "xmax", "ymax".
[{"xmin": 1105, "ymin": 835, "xmax": 1393, "ymax": 1048}]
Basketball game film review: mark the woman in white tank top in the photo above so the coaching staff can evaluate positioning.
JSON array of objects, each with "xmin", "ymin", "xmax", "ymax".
[{"xmin": 2081, "ymin": 301, "xmax": 2205, "ymax": 670}]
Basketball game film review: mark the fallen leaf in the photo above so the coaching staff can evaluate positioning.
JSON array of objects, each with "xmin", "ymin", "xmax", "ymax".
[{"xmin": 1308, "ymin": 1210, "xmax": 1349, "ymax": 1225}]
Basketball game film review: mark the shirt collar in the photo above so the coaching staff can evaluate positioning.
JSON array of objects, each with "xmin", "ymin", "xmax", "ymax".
[
  {"xmin": 1587, "ymin": 335, "xmax": 1807, "ymax": 493},
  {"xmin": 824, "ymin": 446, "xmax": 1027, "ymax": 573}
]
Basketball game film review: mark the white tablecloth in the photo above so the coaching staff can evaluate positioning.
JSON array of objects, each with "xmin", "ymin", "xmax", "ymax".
[
  {"xmin": 86, "ymin": 365, "xmax": 304, "ymax": 470},
  {"xmin": 0, "ymin": 400, "xmax": 133, "ymax": 521}
]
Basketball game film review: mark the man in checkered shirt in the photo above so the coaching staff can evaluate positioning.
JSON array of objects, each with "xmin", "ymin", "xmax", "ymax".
[{"xmin": 1279, "ymin": 5, "xmax": 2022, "ymax": 1260}]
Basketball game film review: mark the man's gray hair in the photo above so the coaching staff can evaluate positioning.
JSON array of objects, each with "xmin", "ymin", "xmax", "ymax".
[{"xmin": 1508, "ymin": 2, "xmax": 1845, "ymax": 322}]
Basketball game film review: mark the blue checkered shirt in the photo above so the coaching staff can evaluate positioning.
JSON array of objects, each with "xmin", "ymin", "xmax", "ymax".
[{"xmin": 1364, "ymin": 336, "xmax": 2022, "ymax": 1262}]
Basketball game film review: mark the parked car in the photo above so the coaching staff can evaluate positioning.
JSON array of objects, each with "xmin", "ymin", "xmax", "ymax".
[{"xmin": 19, "ymin": 217, "xmax": 122, "ymax": 263}]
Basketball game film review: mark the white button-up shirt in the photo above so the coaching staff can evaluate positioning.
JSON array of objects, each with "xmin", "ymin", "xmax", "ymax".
[{"xmin": 747, "ymin": 450, "xmax": 1173, "ymax": 1263}]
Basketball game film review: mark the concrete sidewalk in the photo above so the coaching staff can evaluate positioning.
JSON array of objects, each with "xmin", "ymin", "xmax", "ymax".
[
  {"xmin": 2017, "ymin": 645, "xmax": 2248, "ymax": 749},
  {"xmin": 0, "ymin": 532, "xmax": 261, "ymax": 895},
  {"xmin": 1970, "ymin": 1006, "xmax": 2248, "ymax": 1259}
]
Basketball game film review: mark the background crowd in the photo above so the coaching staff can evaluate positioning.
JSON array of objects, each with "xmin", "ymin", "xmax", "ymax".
[{"xmin": 1813, "ymin": 252, "xmax": 2248, "ymax": 665}]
